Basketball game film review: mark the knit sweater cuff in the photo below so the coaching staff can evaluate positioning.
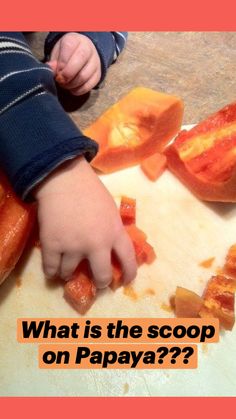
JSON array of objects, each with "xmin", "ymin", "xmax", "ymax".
[{"xmin": 0, "ymin": 92, "xmax": 98, "ymax": 200}]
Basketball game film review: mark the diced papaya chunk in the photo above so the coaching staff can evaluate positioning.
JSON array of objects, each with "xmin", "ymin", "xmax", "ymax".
[
  {"xmin": 125, "ymin": 224, "xmax": 156, "ymax": 266},
  {"xmin": 125, "ymin": 223, "xmax": 147, "ymax": 242},
  {"xmin": 141, "ymin": 153, "xmax": 167, "ymax": 181},
  {"xmin": 64, "ymin": 261, "xmax": 97, "ymax": 315},
  {"xmin": 83, "ymin": 87, "xmax": 183, "ymax": 173},
  {"xmin": 199, "ymin": 275, "xmax": 236, "ymax": 330},
  {"xmin": 173, "ymin": 286, "xmax": 204, "ymax": 318},
  {"xmin": 133, "ymin": 240, "xmax": 156, "ymax": 265},
  {"xmin": 120, "ymin": 196, "xmax": 136, "ymax": 224}
]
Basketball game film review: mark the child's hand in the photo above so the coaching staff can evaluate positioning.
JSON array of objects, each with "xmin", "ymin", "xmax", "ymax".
[
  {"xmin": 34, "ymin": 156, "xmax": 137, "ymax": 289},
  {"xmin": 47, "ymin": 33, "xmax": 102, "ymax": 96}
]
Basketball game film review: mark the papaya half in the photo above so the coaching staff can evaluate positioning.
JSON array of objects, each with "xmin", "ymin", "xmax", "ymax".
[
  {"xmin": 166, "ymin": 102, "xmax": 236, "ymax": 202},
  {"xmin": 83, "ymin": 87, "xmax": 184, "ymax": 173}
]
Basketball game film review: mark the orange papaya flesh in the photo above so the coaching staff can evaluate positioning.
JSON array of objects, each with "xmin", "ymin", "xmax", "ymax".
[
  {"xmin": 124, "ymin": 223, "xmax": 156, "ymax": 266},
  {"xmin": 166, "ymin": 102, "xmax": 236, "ymax": 202},
  {"xmin": 64, "ymin": 260, "xmax": 97, "ymax": 315},
  {"xmin": 125, "ymin": 223, "xmax": 147, "ymax": 242},
  {"xmin": 0, "ymin": 171, "xmax": 36, "ymax": 285},
  {"xmin": 84, "ymin": 87, "xmax": 183, "ymax": 173},
  {"xmin": 224, "ymin": 244, "xmax": 236, "ymax": 278},
  {"xmin": 199, "ymin": 275, "xmax": 236, "ymax": 331},
  {"xmin": 131, "ymin": 236, "xmax": 156, "ymax": 265},
  {"xmin": 172, "ymin": 275, "xmax": 236, "ymax": 331},
  {"xmin": 109, "ymin": 254, "xmax": 123, "ymax": 291},
  {"xmin": 120, "ymin": 196, "xmax": 136, "ymax": 224},
  {"xmin": 141, "ymin": 152, "xmax": 167, "ymax": 181},
  {"xmin": 173, "ymin": 286, "xmax": 204, "ymax": 318}
]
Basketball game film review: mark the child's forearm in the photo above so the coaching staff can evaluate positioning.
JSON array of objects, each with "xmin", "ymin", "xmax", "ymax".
[{"xmin": 0, "ymin": 32, "xmax": 98, "ymax": 200}]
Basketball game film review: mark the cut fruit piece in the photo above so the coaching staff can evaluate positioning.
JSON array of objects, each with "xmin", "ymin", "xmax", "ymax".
[
  {"xmin": 83, "ymin": 87, "xmax": 183, "ymax": 173},
  {"xmin": 141, "ymin": 153, "xmax": 167, "ymax": 181},
  {"xmin": 199, "ymin": 275, "xmax": 236, "ymax": 331},
  {"xmin": 135, "ymin": 240, "xmax": 156, "ymax": 265},
  {"xmin": 125, "ymin": 223, "xmax": 147, "ymax": 242},
  {"xmin": 120, "ymin": 196, "xmax": 136, "ymax": 224},
  {"xmin": 64, "ymin": 261, "xmax": 97, "ymax": 315},
  {"xmin": 174, "ymin": 286, "xmax": 204, "ymax": 318},
  {"xmin": 125, "ymin": 223, "xmax": 156, "ymax": 266},
  {"xmin": 166, "ymin": 102, "xmax": 236, "ymax": 202}
]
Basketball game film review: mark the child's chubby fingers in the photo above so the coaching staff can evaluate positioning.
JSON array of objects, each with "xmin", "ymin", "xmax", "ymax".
[
  {"xmin": 113, "ymin": 232, "xmax": 138, "ymax": 286},
  {"xmin": 41, "ymin": 246, "xmax": 61, "ymax": 279},
  {"xmin": 57, "ymin": 45, "xmax": 91, "ymax": 85},
  {"xmin": 89, "ymin": 250, "xmax": 113, "ymax": 289},
  {"xmin": 61, "ymin": 60, "xmax": 97, "ymax": 90},
  {"xmin": 55, "ymin": 33, "xmax": 81, "ymax": 72},
  {"xmin": 70, "ymin": 71, "xmax": 101, "ymax": 96},
  {"xmin": 59, "ymin": 253, "xmax": 82, "ymax": 281}
]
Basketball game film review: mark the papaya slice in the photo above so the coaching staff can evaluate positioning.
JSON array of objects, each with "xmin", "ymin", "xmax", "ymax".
[
  {"xmin": 166, "ymin": 102, "xmax": 236, "ymax": 202},
  {"xmin": 83, "ymin": 87, "xmax": 183, "ymax": 173},
  {"xmin": 199, "ymin": 275, "xmax": 236, "ymax": 331},
  {"xmin": 124, "ymin": 223, "xmax": 156, "ymax": 266}
]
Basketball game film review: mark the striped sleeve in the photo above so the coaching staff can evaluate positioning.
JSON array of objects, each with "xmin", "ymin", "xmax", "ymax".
[
  {"xmin": 0, "ymin": 32, "xmax": 98, "ymax": 200},
  {"xmin": 111, "ymin": 32, "xmax": 128, "ymax": 60},
  {"xmin": 45, "ymin": 32, "xmax": 128, "ymax": 85}
]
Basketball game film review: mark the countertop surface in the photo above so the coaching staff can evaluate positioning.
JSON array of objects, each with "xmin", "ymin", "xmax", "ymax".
[{"xmin": 26, "ymin": 32, "xmax": 236, "ymax": 126}]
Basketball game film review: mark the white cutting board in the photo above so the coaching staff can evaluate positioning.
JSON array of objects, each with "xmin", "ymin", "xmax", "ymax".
[{"xmin": 0, "ymin": 126, "xmax": 236, "ymax": 396}]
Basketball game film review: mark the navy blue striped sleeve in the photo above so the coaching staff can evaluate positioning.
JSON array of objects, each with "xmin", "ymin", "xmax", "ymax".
[
  {"xmin": 0, "ymin": 32, "xmax": 98, "ymax": 200},
  {"xmin": 44, "ymin": 32, "xmax": 128, "ymax": 84}
]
